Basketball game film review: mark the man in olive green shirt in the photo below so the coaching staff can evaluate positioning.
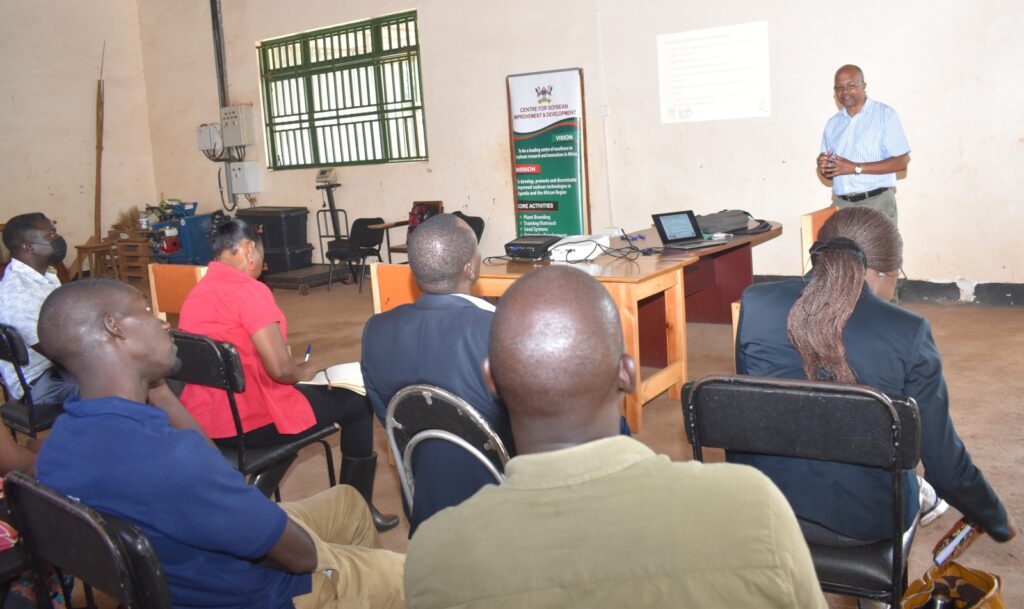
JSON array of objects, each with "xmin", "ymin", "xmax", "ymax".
[{"xmin": 405, "ymin": 266, "xmax": 826, "ymax": 609}]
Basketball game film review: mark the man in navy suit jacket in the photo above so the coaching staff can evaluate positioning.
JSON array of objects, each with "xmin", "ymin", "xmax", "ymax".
[{"xmin": 361, "ymin": 214, "xmax": 510, "ymax": 534}]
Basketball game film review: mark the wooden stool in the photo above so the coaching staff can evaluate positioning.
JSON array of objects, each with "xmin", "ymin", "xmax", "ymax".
[{"xmin": 75, "ymin": 242, "xmax": 118, "ymax": 279}]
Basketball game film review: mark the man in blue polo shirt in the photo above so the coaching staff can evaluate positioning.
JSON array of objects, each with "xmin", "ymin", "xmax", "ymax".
[
  {"xmin": 816, "ymin": 64, "xmax": 911, "ymax": 224},
  {"xmin": 34, "ymin": 279, "xmax": 405, "ymax": 609}
]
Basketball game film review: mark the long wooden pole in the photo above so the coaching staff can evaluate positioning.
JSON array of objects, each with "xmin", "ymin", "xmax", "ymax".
[{"xmin": 94, "ymin": 43, "xmax": 106, "ymax": 239}]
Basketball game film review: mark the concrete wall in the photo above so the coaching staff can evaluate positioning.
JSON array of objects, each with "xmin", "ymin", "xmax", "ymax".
[
  {"xmin": 6, "ymin": 1, "xmax": 1022, "ymax": 283},
  {"xmin": 0, "ymin": 0, "xmax": 157, "ymax": 251},
  {"xmin": 594, "ymin": 0, "xmax": 1024, "ymax": 283},
  {"xmin": 135, "ymin": 0, "xmax": 609, "ymax": 264}
]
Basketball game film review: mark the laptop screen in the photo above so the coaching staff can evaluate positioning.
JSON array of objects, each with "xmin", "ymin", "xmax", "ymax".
[{"xmin": 651, "ymin": 210, "xmax": 702, "ymax": 244}]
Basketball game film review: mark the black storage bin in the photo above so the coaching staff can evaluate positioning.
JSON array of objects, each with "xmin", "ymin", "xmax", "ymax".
[
  {"xmin": 236, "ymin": 207, "xmax": 309, "ymax": 250},
  {"xmin": 264, "ymin": 244, "xmax": 313, "ymax": 274}
]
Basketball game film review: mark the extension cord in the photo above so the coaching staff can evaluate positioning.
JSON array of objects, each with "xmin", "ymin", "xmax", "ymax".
[{"xmin": 548, "ymin": 234, "xmax": 611, "ymax": 262}]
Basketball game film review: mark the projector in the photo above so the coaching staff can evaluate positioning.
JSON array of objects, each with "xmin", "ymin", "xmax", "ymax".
[
  {"xmin": 504, "ymin": 235, "xmax": 560, "ymax": 259},
  {"xmin": 549, "ymin": 234, "xmax": 610, "ymax": 262}
]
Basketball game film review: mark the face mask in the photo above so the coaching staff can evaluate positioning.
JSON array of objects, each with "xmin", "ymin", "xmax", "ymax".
[{"xmin": 33, "ymin": 236, "xmax": 68, "ymax": 265}]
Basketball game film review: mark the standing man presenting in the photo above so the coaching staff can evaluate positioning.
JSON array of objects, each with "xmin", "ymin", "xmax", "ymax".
[{"xmin": 817, "ymin": 64, "xmax": 910, "ymax": 224}]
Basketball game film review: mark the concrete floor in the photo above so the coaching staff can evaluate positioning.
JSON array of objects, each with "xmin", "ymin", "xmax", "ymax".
[{"xmin": 269, "ymin": 280, "xmax": 1022, "ymax": 606}]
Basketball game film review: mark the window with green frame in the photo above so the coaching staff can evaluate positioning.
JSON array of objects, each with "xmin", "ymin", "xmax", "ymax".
[{"xmin": 258, "ymin": 11, "xmax": 427, "ymax": 169}]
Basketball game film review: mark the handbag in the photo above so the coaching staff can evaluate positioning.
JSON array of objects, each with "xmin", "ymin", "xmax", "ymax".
[
  {"xmin": 695, "ymin": 209, "xmax": 771, "ymax": 235},
  {"xmin": 901, "ymin": 562, "xmax": 1004, "ymax": 608},
  {"xmin": 694, "ymin": 210, "xmax": 751, "ymax": 234},
  {"xmin": 902, "ymin": 518, "xmax": 1005, "ymax": 609}
]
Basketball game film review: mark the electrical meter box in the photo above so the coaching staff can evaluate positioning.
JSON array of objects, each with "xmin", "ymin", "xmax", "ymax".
[
  {"xmin": 228, "ymin": 161, "xmax": 261, "ymax": 194},
  {"xmin": 220, "ymin": 105, "xmax": 254, "ymax": 147},
  {"xmin": 196, "ymin": 124, "xmax": 221, "ymax": 151}
]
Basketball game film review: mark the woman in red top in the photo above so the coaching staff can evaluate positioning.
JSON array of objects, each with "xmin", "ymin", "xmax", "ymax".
[{"xmin": 179, "ymin": 219, "xmax": 396, "ymax": 531}]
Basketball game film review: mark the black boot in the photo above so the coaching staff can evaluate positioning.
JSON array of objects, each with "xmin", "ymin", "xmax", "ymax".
[{"xmin": 340, "ymin": 452, "xmax": 400, "ymax": 532}]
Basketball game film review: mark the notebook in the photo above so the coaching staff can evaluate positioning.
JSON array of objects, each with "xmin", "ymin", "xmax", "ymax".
[
  {"xmin": 651, "ymin": 210, "xmax": 719, "ymax": 250},
  {"xmin": 299, "ymin": 362, "xmax": 366, "ymax": 396}
]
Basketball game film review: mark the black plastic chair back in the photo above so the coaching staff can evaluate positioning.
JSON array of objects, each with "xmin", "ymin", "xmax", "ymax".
[
  {"xmin": 385, "ymin": 384, "xmax": 509, "ymax": 512},
  {"xmin": 351, "ymin": 217, "xmax": 385, "ymax": 249},
  {"xmin": 0, "ymin": 325, "xmax": 29, "ymax": 374},
  {"xmin": 4, "ymin": 471, "xmax": 172, "ymax": 609},
  {"xmin": 326, "ymin": 218, "xmax": 384, "ymax": 257},
  {"xmin": 168, "ymin": 331, "xmax": 245, "ymax": 392},
  {"xmin": 167, "ymin": 331, "xmax": 245, "ymax": 471},
  {"xmin": 167, "ymin": 330, "xmax": 337, "ymax": 497},
  {"xmin": 106, "ymin": 516, "xmax": 174, "ymax": 609},
  {"xmin": 452, "ymin": 211, "xmax": 485, "ymax": 242},
  {"xmin": 0, "ymin": 323, "xmax": 64, "ymax": 437},
  {"xmin": 682, "ymin": 374, "xmax": 921, "ymax": 605}
]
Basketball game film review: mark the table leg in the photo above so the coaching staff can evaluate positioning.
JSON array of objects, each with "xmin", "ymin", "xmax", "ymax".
[
  {"xmin": 664, "ymin": 267, "xmax": 686, "ymax": 400},
  {"xmin": 612, "ymin": 284, "xmax": 644, "ymax": 433},
  {"xmin": 383, "ymin": 230, "xmax": 392, "ymax": 263}
]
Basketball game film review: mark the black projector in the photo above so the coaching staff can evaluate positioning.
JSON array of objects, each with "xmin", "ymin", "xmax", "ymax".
[{"xmin": 504, "ymin": 235, "xmax": 560, "ymax": 259}]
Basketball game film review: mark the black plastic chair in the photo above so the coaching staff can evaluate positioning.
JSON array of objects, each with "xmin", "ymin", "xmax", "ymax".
[
  {"xmin": 4, "ymin": 471, "xmax": 173, "ymax": 609},
  {"xmin": 0, "ymin": 324, "xmax": 64, "ymax": 439},
  {"xmin": 682, "ymin": 375, "xmax": 921, "ymax": 606},
  {"xmin": 167, "ymin": 331, "xmax": 338, "ymax": 499},
  {"xmin": 452, "ymin": 211, "xmax": 485, "ymax": 242},
  {"xmin": 385, "ymin": 384, "xmax": 510, "ymax": 513},
  {"xmin": 325, "ymin": 217, "xmax": 384, "ymax": 293}
]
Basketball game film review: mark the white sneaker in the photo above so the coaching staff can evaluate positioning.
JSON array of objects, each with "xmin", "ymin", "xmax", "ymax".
[{"xmin": 919, "ymin": 476, "xmax": 949, "ymax": 526}]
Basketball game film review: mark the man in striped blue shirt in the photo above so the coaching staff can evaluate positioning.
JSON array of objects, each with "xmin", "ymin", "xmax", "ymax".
[{"xmin": 816, "ymin": 64, "xmax": 910, "ymax": 224}]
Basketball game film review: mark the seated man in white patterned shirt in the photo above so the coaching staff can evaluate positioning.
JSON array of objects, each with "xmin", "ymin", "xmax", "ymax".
[{"xmin": 0, "ymin": 213, "xmax": 77, "ymax": 403}]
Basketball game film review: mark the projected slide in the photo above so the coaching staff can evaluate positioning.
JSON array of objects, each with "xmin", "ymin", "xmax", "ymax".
[{"xmin": 657, "ymin": 21, "xmax": 771, "ymax": 124}]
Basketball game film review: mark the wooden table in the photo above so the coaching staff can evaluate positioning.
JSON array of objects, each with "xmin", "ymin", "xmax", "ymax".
[
  {"xmin": 475, "ymin": 256, "xmax": 692, "ymax": 432},
  {"xmin": 372, "ymin": 256, "xmax": 693, "ymax": 432},
  {"xmin": 367, "ymin": 220, "xmax": 409, "ymax": 263},
  {"xmin": 635, "ymin": 223, "xmax": 782, "ymax": 366},
  {"xmin": 369, "ymin": 222, "xmax": 781, "ymax": 432}
]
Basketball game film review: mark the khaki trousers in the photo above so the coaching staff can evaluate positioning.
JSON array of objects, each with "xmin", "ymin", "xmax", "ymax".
[
  {"xmin": 833, "ymin": 188, "xmax": 898, "ymax": 225},
  {"xmin": 281, "ymin": 485, "xmax": 406, "ymax": 609}
]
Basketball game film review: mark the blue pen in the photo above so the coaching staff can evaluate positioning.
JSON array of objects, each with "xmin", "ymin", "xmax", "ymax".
[{"xmin": 304, "ymin": 345, "xmax": 312, "ymax": 362}]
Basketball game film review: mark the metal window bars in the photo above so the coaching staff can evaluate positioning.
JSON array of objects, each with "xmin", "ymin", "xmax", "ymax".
[{"xmin": 258, "ymin": 11, "xmax": 427, "ymax": 169}]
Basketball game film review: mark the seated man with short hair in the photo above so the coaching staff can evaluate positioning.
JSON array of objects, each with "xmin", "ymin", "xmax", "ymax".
[
  {"xmin": 361, "ymin": 213, "xmax": 511, "ymax": 534},
  {"xmin": 0, "ymin": 213, "xmax": 77, "ymax": 403},
  {"xmin": 34, "ymin": 279, "xmax": 405, "ymax": 609},
  {"xmin": 405, "ymin": 266, "xmax": 827, "ymax": 609}
]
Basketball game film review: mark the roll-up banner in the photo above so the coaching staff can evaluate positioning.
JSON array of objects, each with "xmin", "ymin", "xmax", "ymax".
[{"xmin": 506, "ymin": 68, "xmax": 590, "ymax": 237}]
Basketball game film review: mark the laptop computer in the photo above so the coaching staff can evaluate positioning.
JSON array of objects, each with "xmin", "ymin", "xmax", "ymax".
[{"xmin": 651, "ymin": 210, "xmax": 720, "ymax": 250}]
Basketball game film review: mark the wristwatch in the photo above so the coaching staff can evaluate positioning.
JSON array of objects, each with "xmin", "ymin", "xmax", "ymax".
[{"xmin": 854, "ymin": 164, "xmax": 863, "ymax": 174}]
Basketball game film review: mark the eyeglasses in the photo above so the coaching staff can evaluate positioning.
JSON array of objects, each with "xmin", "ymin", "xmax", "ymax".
[{"xmin": 833, "ymin": 83, "xmax": 864, "ymax": 93}]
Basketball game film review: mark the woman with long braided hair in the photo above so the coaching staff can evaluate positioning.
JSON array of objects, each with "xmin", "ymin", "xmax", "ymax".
[{"xmin": 733, "ymin": 206, "xmax": 1014, "ymax": 544}]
